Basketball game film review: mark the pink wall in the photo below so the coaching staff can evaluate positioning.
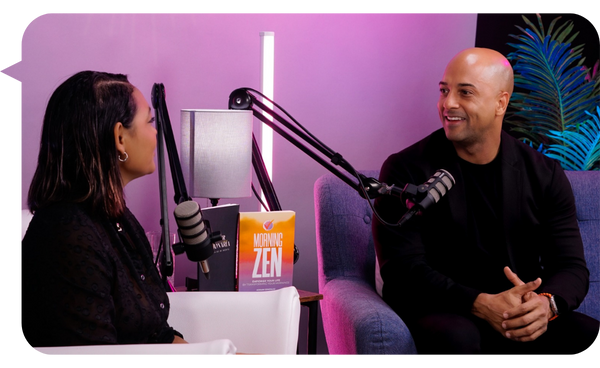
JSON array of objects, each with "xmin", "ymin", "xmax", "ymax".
[{"xmin": 9, "ymin": 13, "xmax": 477, "ymax": 352}]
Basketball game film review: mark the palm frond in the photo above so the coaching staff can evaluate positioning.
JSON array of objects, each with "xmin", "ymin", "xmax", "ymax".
[
  {"xmin": 505, "ymin": 15, "xmax": 600, "ymax": 150},
  {"xmin": 545, "ymin": 106, "xmax": 600, "ymax": 170},
  {"xmin": 508, "ymin": 38, "xmax": 592, "ymax": 127}
]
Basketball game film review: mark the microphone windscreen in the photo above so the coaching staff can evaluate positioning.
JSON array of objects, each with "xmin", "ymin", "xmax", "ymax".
[
  {"xmin": 439, "ymin": 169, "xmax": 455, "ymax": 188},
  {"xmin": 174, "ymin": 201, "xmax": 208, "ymax": 246},
  {"xmin": 419, "ymin": 169, "xmax": 455, "ymax": 210},
  {"xmin": 431, "ymin": 172, "xmax": 454, "ymax": 200}
]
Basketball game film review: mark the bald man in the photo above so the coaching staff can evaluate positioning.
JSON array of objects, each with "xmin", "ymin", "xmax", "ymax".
[
  {"xmin": 373, "ymin": 48, "xmax": 599, "ymax": 354},
  {"xmin": 439, "ymin": 48, "xmax": 513, "ymax": 164}
]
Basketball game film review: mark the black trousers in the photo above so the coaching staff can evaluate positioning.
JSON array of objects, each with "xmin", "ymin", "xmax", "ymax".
[{"xmin": 404, "ymin": 311, "xmax": 599, "ymax": 354}]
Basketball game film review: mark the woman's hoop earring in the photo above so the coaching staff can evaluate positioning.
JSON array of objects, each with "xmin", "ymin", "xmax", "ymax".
[{"xmin": 118, "ymin": 151, "xmax": 129, "ymax": 162}]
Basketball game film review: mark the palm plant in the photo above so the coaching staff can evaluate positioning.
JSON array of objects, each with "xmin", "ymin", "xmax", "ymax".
[{"xmin": 505, "ymin": 14, "xmax": 600, "ymax": 170}]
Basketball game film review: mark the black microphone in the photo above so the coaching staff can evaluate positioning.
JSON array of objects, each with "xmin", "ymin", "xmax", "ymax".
[
  {"xmin": 398, "ymin": 169, "xmax": 455, "ymax": 227},
  {"xmin": 173, "ymin": 200, "xmax": 214, "ymax": 279}
]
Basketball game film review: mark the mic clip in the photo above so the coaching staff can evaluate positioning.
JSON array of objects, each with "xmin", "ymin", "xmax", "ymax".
[
  {"xmin": 401, "ymin": 182, "xmax": 428, "ymax": 205},
  {"xmin": 172, "ymin": 226, "xmax": 225, "ymax": 258},
  {"xmin": 172, "ymin": 241, "xmax": 185, "ymax": 256},
  {"xmin": 357, "ymin": 174, "xmax": 405, "ymax": 199},
  {"xmin": 397, "ymin": 182, "xmax": 430, "ymax": 226},
  {"xmin": 400, "ymin": 183, "xmax": 422, "ymax": 215}
]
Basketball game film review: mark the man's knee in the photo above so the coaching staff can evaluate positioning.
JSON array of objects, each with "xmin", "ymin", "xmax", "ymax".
[{"xmin": 409, "ymin": 313, "xmax": 482, "ymax": 354}]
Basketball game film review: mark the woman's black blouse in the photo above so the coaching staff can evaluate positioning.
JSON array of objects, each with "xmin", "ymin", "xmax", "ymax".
[{"xmin": 22, "ymin": 202, "xmax": 181, "ymax": 347}]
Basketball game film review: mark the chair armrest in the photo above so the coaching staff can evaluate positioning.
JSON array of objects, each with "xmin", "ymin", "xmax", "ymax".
[
  {"xmin": 167, "ymin": 286, "xmax": 300, "ymax": 354},
  {"xmin": 321, "ymin": 278, "xmax": 416, "ymax": 354},
  {"xmin": 35, "ymin": 340, "xmax": 236, "ymax": 354}
]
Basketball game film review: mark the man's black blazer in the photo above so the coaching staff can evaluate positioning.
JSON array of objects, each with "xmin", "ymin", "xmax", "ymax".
[{"xmin": 373, "ymin": 128, "xmax": 589, "ymax": 319}]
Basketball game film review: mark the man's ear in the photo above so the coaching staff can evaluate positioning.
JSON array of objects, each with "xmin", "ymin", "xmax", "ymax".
[
  {"xmin": 114, "ymin": 122, "xmax": 125, "ymax": 154},
  {"xmin": 496, "ymin": 91, "xmax": 510, "ymax": 116}
]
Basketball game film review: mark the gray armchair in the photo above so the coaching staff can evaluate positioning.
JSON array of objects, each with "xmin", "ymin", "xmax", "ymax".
[
  {"xmin": 314, "ymin": 170, "xmax": 599, "ymax": 354},
  {"xmin": 314, "ymin": 170, "xmax": 416, "ymax": 354}
]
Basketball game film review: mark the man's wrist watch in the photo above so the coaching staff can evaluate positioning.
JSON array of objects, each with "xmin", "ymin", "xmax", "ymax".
[{"xmin": 540, "ymin": 293, "xmax": 559, "ymax": 321}]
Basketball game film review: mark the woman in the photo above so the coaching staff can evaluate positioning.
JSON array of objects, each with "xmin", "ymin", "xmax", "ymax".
[{"xmin": 22, "ymin": 71, "xmax": 186, "ymax": 346}]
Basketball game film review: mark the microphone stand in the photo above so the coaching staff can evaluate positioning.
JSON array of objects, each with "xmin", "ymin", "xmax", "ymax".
[
  {"xmin": 151, "ymin": 83, "xmax": 193, "ymax": 291},
  {"xmin": 228, "ymin": 88, "xmax": 433, "ymax": 231},
  {"xmin": 228, "ymin": 88, "xmax": 389, "ymax": 200}
]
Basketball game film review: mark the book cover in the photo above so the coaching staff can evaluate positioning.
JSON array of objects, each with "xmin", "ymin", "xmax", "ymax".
[
  {"xmin": 195, "ymin": 203, "xmax": 239, "ymax": 291},
  {"xmin": 238, "ymin": 211, "xmax": 295, "ymax": 292}
]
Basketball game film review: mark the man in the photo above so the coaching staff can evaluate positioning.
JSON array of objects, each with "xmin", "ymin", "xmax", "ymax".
[{"xmin": 372, "ymin": 47, "xmax": 599, "ymax": 353}]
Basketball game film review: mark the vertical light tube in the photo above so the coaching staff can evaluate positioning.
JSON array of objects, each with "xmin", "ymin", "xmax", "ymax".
[{"xmin": 260, "ymin": 31, "xmax": 275, "ymax": 211}]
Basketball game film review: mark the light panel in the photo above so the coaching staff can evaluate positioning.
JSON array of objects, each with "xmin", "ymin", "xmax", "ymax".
[{"xmin": 260, "ymin": 31, "xmax": 275, "ymax": 211}]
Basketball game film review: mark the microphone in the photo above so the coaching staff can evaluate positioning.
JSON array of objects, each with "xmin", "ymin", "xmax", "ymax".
[
  {"xmin": 173, "ymin": 200, "xmax": 214, "ymax": 279},
  {"xmin": 398, "ymin": 169, "xmax": 455, "ymax": 227}
]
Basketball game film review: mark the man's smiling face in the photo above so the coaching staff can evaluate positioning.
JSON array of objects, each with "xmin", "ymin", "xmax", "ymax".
[{"xmin": 437, "ymin": 52, "xmax": 501, "ymax": 148}]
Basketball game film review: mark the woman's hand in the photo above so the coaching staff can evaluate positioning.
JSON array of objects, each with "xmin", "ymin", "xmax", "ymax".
[{"xmin": 172, "ymin": 335, "xmax": 188, "ymax": 344}]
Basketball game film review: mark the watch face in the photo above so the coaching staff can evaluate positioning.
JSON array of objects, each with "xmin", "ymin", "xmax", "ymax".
[
  {"xmin": 541, "ymin": 293, "xmax": 559, "ymax": 317},
  {"xmin": 549, "ymin": 295, "xmax": 559, "ymax": 315}
]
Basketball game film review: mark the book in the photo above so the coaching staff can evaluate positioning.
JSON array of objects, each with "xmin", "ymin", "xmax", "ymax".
[
  {"xmin": 237, "ymin": 210, "xmax": 295, "ymax": 292},
  {"xmin": 193, "ymin": 203, "xmax": 239, "ymax": 291}
]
